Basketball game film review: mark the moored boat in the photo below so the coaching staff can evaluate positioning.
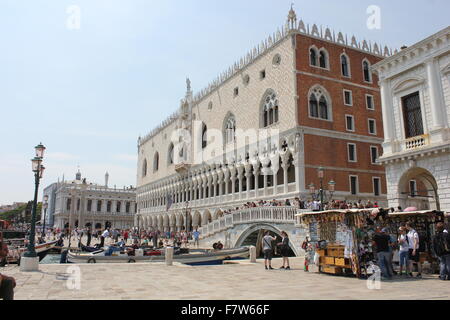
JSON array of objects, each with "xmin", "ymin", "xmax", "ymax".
[{"xmin": 67, "ymin": 246, "xmax": 250, "ymax": 264}]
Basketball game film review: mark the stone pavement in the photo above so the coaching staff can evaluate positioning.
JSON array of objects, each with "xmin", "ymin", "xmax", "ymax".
[{"xmin": 2, "ymin": 257, "xmax": 449, "ymax": 300}]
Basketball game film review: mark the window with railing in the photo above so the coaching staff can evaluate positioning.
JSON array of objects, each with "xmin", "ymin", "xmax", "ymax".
[{"xmin": 402, "ymin": 92, "xmax": 424, "ymax": 139}]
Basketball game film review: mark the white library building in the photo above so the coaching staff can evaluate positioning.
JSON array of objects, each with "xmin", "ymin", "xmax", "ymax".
[{"xmin": 373, "ymin": 27, "xmax": 450, "ymax": 212}]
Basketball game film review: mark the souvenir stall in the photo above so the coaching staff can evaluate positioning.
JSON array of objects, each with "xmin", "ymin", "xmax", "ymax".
[{"xmin": 298, "ymin": 209, "xmax": 446, "ymax": 278}]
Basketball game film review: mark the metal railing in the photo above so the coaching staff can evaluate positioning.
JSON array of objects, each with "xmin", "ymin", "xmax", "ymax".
[{"xmin": 197, "ymin": 206, "xmax": 297, "ymax": 239}]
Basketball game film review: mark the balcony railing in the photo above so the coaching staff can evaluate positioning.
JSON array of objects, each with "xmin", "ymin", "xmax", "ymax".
[
  {"xmin": 197, "ymin": 206, "xmax": 297, "ymax": 239},
  {"xmin": 405, "ymin": 134, "xmax": 429, "ymax": 151}
]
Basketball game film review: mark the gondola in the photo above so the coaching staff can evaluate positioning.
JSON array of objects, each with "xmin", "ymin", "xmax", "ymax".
[{"xmin": 67, "ymin": 246, "xmax": 250, "ymax": 264}]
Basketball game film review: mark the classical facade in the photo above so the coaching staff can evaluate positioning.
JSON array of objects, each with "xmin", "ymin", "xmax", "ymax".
[
  {"xmin": 136, "ymin": 8, "xmax": 393, "ymax": 233},
  {"xmin": 373, "ymin": 27, "xmax": 450, "ymax": 212},
  {"xmin": 49, "ymin": 170, "xmax": 137, "ymax": 230}
]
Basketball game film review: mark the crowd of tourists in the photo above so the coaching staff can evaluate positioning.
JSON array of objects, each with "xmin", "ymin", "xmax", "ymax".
[{"xmin": 371, "ymin": 221, "xmax": 450, "ymax": 281}]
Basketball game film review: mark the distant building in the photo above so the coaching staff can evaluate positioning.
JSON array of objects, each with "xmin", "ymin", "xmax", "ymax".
[
  {"xmin": 0, "ymin": 202, "xmax": 26, "ymax": 214},
  {"xmin": 48, "ymin": 170, "xmax": 137, "ymax": 230},
  {"xmin": 373, "ymin": 27, "xmax": 450, "ymax": 212}
]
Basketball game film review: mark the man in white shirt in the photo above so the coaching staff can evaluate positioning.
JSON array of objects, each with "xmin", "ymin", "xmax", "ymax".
[
  {"xmin": 262, "ymin": 231, "xmax": 277, "ymax": 270},
  {"xmin": 406, "ymin": 222, "xmax": 422, "ymax": 278},
  {"xmin": 100, "ymin": 228, "xmax": 109, "ymax": 248}
]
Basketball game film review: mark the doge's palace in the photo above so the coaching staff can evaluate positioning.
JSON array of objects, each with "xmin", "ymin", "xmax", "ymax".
[{"xmin": 136, "ymin": 8, "xmax": 393, "ymax": 232}]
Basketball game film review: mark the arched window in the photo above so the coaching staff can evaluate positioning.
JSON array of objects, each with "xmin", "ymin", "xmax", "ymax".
[
  {"xmin": 309, "ymin": 86, "xmax": 331, "ymax": 121},
  {"xmin": 262, "ymin": 91, "xmax": 279, "ymax": 127},
  {"xmin": 319, "ymin": 96, "xmax": 328, "ymax": 120},
  {"xmin": 153, "ymin": 152, "xmax": 159, "ymax": 172},
  {"xmin": 310, "ymin": 48, "xmax": 318, "ymax": 66},
  {"xmin": 363, "ymin": 60, "xmax": 372, "ymax": 82},
  {"xmin": 309, "ymin": 94, "xmax": 318, "ymax": 118},
  {"xmin": 168, "ymin": 143, "xmax": 174, "ymax": 165},
  {"xmin": 142, "ymin": 159, "xmax": 147, "ymax": 177},
  {"xmin": 201, "ymin": 122, "xmax": 207, "ymax": 149},
  {"xmin": 224, "ymin": 114, "xmax": 236, "ymax": 144},
  {"xmin": 319, "ymin": 50, "xmax": 328, "ymax": 68},
  {"xmin": 341, "ymin": 54, "xmax": 350, "ymax": 77}
]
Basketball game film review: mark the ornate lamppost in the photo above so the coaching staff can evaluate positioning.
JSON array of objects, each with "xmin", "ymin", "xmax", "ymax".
[
  {"xmin": 21, "ymin": 143, "xmax": 46, "ymax": 271},
  {"xmin": 308, "ymin": 167, "xmax": 336, "ymax": 211}
]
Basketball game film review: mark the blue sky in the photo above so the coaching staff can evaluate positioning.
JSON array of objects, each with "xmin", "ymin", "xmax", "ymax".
[{"xmin": 0, "ymin": 0, "xmax": 449, "ymax": 204}]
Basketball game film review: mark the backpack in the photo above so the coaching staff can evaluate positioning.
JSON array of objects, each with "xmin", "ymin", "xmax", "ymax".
[{"xmin": 434, "ymin": 232, "xmax": 450, "ymax": 256}]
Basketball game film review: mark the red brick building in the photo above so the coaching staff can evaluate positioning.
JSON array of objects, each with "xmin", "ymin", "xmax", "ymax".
[{"xmin": 293, "ymin": 28, "xmax": 387, "ymax": 203}]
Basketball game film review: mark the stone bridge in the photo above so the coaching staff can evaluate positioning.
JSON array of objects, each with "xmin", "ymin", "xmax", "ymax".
[
  {"xmin": 136, "ymin": 206, "xmax": 308, "ymax": 257},
  {"xmin": 196, "ymin": 207, "xmax": 307, "ymax": 256}
]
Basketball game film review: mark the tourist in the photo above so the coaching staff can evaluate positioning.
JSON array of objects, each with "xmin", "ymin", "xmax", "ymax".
[
  {"xmin": 262, "ymin": 231, "xmax": 277, "ymax": 270},
  {"xmin": 123, "ymin": 230, "xmax": 129, "ymax": 244},
  {"xmin": 216, "ymin": 241, "xmax": 223, "ymax": 250},
  {"xmin": 193, "ymin": 229, "xmax": 200, "ymax": 248},
  {"xmin": 100, "ymin": 228, "xmax": 110, "ymax": 248},
  {"xmin": 277, "ymin": 231, "xmax": 290, "ymax": 270},
  {"xmin": 406, "ymin": 222, "xmax": 422, "ymax": 278},
  {"xmin": 0, "ymin": 242, "xmax": 15, "ymax": 300},
  {"xmin": 0, "ymin": 273, "xmax": 15, "ymax": 300},
  {"xmin": 432, "ymin": 222, "xmax": 450, "ymax": 280},
  {"xmin": 398, "ymin": 226, "xmax": 410, "ymax": 276},
  {"xmin": 372, "ymin": 227, "xmax": 393, "ymax": 279}
]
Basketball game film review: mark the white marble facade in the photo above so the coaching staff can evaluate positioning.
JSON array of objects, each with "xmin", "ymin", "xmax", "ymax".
[
  {"xmin": 373, "ymin": 26, "xmax": 450, "ymax": 212},
  {"xmin": 51, "ymin": 171, "xmax": 136, "ymax": 230}
]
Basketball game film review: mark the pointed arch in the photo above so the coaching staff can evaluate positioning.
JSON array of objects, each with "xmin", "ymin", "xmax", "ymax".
[
  {"xmin": 223, "ymin": 112, "xmax": 236, "ymax": 144},
  {"xmin": 340, "ymin": 52, "xmax": 351, "ymax": 77},
  {"xmin": 168, "ymin": 142, "xmax": 174, "ymax": 165},
  {"xmin": 309, "ymin": 46, "xmax": 318, "ymax": 66},
  {"xmin": 260, "ymin": 89, "xmax": 279, "ymax": 128},
  {"xmin": 362, "ymin": 59, "xmax": 372, "ymax": 83},
  {"xmin": 308, "ymin": 85, "xmax": 332, "ymax": 121},
  {"xmin": 153, "ymin": 152, "xmax": 159, "ymax": 172},
  {"xmin": 142, "ymin": 158, "xmax": 148, "ymax": 177}
]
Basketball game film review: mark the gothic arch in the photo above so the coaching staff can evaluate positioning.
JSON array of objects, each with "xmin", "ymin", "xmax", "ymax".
[
  {"xmin": 307, "ymin": 85, "xmax": 333, "ymax": 121},
  {"xmin": 260, "ymin": 89, "xmax": 279, "ymax": 128}
]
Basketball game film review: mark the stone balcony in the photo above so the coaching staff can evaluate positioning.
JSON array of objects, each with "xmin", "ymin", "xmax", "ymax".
[{"xmin": 404, "ymin": 134, "xmax": 429, "ymax": 151}]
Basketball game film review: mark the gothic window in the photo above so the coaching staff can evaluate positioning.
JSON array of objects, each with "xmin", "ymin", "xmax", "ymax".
[
  {"xmin": 116, "ymin": 201, "xmax": 121, "ymax": 213},
  {"xmin": 310, "ymin": 48, "xmax": 318, "ymax": 66},
  {"xmin": 341, "ymin": 54, "xmax": 350, "ymax": 77},
  {"xmin": 363, "ymin": 60, "xmax": 372, "ymax": 82},
  {"xmin": 402, "ymin": 92, "xmax": 424, "ymax": 138},
  {"xmin": 262, "ymin": 91, "xmax": 279, "ymax": 127},
  {"xmin": 309, "ymin": 86, "xmax": 331, "ymax": 121},
  {"xmin": 66, "ymin": 199, "xmax": 71, "ymax": 211},
  {"xmin": 168, "ymin": 143, "xmax": 174, "ymax": 165},
  {"xmin": 107, "ymin": 201, "xmax": 111, "ymax": 213},
  {"xmin": 153, "ymin": 152, "xmax": 159, "ymax": 172},
  {"xmin": 202, "ymin": 122, "xmax": 207, "ymax": 149},
  {"xmin": 142, "ymin": 159, "xmax": 147, "ymax": 177},
  {"xmin": 97, "ymin": 200, "xmax": 102, "ymax": 212},
  {"xmin": 319, "ymin": 50, "xmax": 328, "ymax": 68},
  {"xmin": 224, "ymin": 114, "xmax": 236, "ymax": 144},
  {"xmin": 309, "ymin": 94, "xmax": 318, "ymax": 118},
  {"xmin": 87, "ymin": 199, "xmax": 92, "ymax": 212}
]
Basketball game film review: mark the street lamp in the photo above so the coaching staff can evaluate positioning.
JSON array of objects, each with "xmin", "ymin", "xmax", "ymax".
[
  {"xmin": 308, "ymin": 167, "xmax": 337, "ymax": 212},
  {"xmin": 21, "ymin": 143, "xmax": 46, "ymax": 271},
  {"xmin": 42, "ymin": 195, "xmax": 49, "ymax": 238}
]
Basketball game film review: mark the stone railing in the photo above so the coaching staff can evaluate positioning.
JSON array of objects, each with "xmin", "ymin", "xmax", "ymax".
[
  {"xmin": 197, "ymin": 206, "xmax": 297, "ymax": 239},
  {"xmin": 405, "ymin": 134, "xmax": 429, "ymax": 151}
]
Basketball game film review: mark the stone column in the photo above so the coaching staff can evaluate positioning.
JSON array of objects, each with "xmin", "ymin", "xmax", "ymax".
[
  {"xmin": 282, "ymin": 157, "xmax": 289, "ymax": 194},
  {"xmin": 426, "ymin": 58, "xmax": 447, "ymax": 131}
]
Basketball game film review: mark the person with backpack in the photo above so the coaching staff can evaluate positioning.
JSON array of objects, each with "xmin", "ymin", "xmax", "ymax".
[
  {"xmin": 277, "ymin": 231, "xmax": 291, "ymax": 270},
  {"xmin": 406, "ymin": 222, "xmax": 422, "ymax": 278},
  {"xmin": 432, "ymin": 222, "xmax": 450, "ymax": 280},
  {"xmin": 262, "ymin": 231, "xmax": 277, "ymax": 270}
]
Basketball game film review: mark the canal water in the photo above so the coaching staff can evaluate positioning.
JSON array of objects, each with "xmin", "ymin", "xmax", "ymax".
[{"xmin": 40, "ymin": 254, "xmax": 62, "ymax": 264}]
